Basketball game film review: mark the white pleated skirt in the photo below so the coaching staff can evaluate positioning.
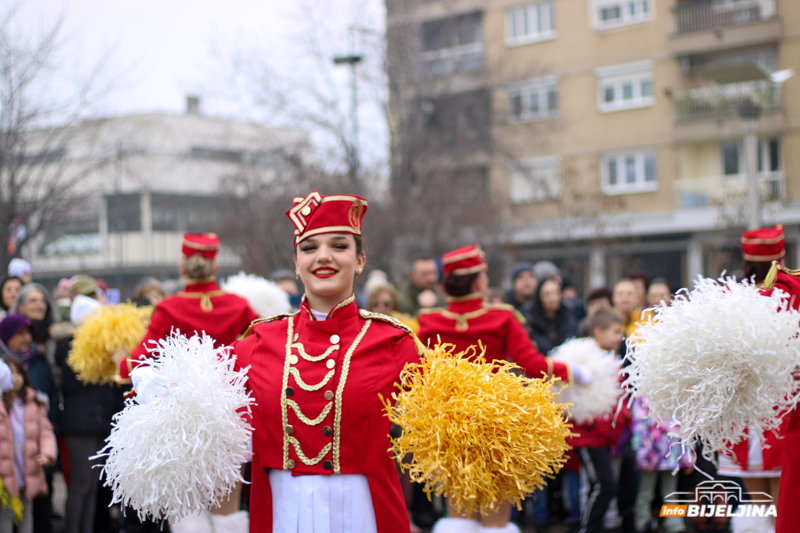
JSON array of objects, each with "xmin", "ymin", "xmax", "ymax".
[{"xmin": 268, "ymin": 470, "xmax": 378, "ymax": 533}]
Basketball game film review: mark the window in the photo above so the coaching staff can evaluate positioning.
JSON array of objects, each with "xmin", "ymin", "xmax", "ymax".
[
  {"xmin": 151, "ymin": 194, "xmax": 223, "ymax": 232},
  {"xmin": 601, "ymin": 150, "xmax": 657, "ymax": 194},
  {"xmin": 508, "ymin": 77, "xmax": 559, "ymax": 122},
  {"xmin": 722, "ymin": 138, "xmax": 781, "ymax": 177},
  {"xmin": 505, "ymin": 1, "xmax": 556, "ymax": 46},
  {"xmin": 595, "ymin": 61, "xmax": 654, "ymax": 112},
  {"xmin": 420, "ymin": 12, "xmax": 484, "ymax": 77},
  {"xmin": 509, "ymin": 156, "xmax": 562, "ymax": 203},
  {"xmin": 107, "ymin": 194, "xmax": 141, "ymax": 232},
  {"xmin": 722, "ymin": 142, "xmax": 740, "ymax": 176},
  {"xmin": 594, "ymin": 0, "xmax": 652, "ymax": 29}
]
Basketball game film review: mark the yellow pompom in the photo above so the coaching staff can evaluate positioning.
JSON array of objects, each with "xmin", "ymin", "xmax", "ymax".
[
  {"xmin": 68, "ymin": 304, "xmax": 152, "ymax": 384},
  {"xmin": 382, "ymin": 343, "xmax": 574, "ymax": 516}
]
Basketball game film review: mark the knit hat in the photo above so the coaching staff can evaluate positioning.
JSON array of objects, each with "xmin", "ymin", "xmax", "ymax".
[
  {"xmin": 69, "ymin": 275, "xmax": 99, "ymax": 298},
  {"xmin": 7, "ymin": 259, "xmax": 31, "ymax": 278},
  {"xmin": 510, "ymin": 262, "xmax": 534, "ymax": 283},
  {"xmin": 0, "ymin": 313, "xmax": 32, "ymax": 345},
  {"xmin": 533, "ymin": 261, "xmax": 561, "ymax": 282}
]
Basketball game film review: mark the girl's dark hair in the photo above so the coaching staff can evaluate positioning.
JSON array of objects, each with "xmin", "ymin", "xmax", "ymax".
[
  {"xmin": 0, "ymin": 276, "xmax": 22, "ymax": 312},
  {"xmin": 1, "ymin": 355, "xmax": 43, "ymax": 412},
  {"xmin": 743, "ymin": 260, "xmax": 774, "ymax": 284},
  {"xmin": 443, "ymin": 272, "xmax": 480, "ymax": 297}
]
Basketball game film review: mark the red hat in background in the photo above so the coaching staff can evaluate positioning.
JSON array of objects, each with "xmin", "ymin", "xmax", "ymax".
[
  {"xmin": 286, "ymin": 191, "xmax": 368, "ymax": 245},
  {"xmin": 182, "ymin": 233, "xmax": 220, "ymax": 260},
  {"xmin": 741, "ymin": 224, "xmax": 785, "ymax": 262},
  {"xmin": 443, "ymin": 244, "xmax": 487, "ymax": 276}
]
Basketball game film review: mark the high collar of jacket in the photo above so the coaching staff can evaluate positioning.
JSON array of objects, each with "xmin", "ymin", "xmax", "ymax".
[
  {"xmin": 183, "ymin": 280, "xmax": 220, "ymax": 293},
  {"xmin": 446, "ymin": 293, "xmax": 483, "ymax": 314},
  {"xmin": 300, "ymin": 294, "xmax": 358, "ymax": 322}
]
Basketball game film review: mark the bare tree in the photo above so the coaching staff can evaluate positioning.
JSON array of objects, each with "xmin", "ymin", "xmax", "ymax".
[{"xmin": 0, "ymin": 6, "xmax": 118, "ymax": 269}]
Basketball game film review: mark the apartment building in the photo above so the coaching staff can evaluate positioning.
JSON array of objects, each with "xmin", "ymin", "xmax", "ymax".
[
  {"xmin": 387, "ymin": 0, "xmax": 799, "ymax": 292},
  {"xmin": 26, "ymin": 98, "xmax": 309, "ymax": 295}
]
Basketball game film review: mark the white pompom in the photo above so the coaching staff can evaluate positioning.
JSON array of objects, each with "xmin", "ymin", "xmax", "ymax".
[
  {"xmin": 623, "ymin": 276, "xmax": 800, "ymax": 461},
  {"xmin": 95, "ymin": 332, "xmax": 254, "ymax": 522},
  {"xmin": 550, "ymin": 338, "xmax": 622, "ymax": 425},
  {"xmin": 222, "ymin": 271, "xmax": 291, "ymax": 318}
]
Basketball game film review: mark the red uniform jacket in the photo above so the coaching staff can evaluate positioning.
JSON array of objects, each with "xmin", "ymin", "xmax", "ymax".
[
  {"xmin": 416, "ymin": 294, "xmax": 572, "ymax": 384},
  {"xmin": 121, "ymin": 280, "xmax": 257, "ymax": 379},
  {"xmin": 568, "ymin": 404, "xmax": 630, "ymax": 450},
  {"xmin": 763, "ymin": 269, "xmax": 800, "ymax": 533},
  {"xmin": 232, "ymin": 296, "xmax": 421, "ymax": 533}
]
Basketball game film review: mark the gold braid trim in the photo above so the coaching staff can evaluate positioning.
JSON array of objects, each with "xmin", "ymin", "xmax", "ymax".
[
  {"xmin": 764, "ymin": 261, "xmax": 800, "ymax": 290},
  {"xmin": 333, "ymin": 319, "xmax": 372, "ymax": 473},
  {"xmin": 177, "ymin": 290, "xmax": 227, "ymax": 312},
  {"xmin": 288, "ymin": 399, "xmax": 333, "ymax": 426},
  {"xmin": 293, "ymin": 343, "xmax": 339, "ymax": 362},
  {"xmin": 359, "ymin": 310, "xmax": 426, "ymax": 355},
  {"xmin": 280, "ymin": 317, "xmax": 295, "ymax": 469},
  {"xmin": 288, "ymin": 368, "xmax": 335, "ymax": 391},
  {"xmin": 287, "ymin": 437, "xmax": 332, "ymax": 466},
  {"xmin": 240, "ymin": 312, "xmax": 295, "ymax": 340}
]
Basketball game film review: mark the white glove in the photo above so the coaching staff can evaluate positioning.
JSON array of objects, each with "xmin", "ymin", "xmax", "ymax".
[
  {"xmin": 0, "ymin": 361, "xmax": 13, "ymax": 393},
  {"xmin": 571, "ymin": 363, "xmax": 593, "ymax": 387},
  {"xmin": 130, "ymin": 366, "xmax": 170, "ymax": 405}
]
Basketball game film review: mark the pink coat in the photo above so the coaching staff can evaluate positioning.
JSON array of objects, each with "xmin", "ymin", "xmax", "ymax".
[{"xmin": 0, "ymin": 388, "xmax": 57, "ymax": 500}]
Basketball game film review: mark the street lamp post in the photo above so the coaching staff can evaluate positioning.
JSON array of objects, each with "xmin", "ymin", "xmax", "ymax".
[
  {"xmin": 333, "ymin": 54, "xmax": 363, "ymax": 182},
  {"xmin": 739, "ymin": 100, "xmax": 762, "ymax": 230}
]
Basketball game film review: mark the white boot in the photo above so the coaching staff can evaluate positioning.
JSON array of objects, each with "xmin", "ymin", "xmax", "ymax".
[
  {"xmin": 170, "ymin": 508, "xmax": 214, "ymax": 533},
  {"xmin": 210, "ymin": 510, "xmax": 250, "ymax": 533},
  {"xmin": 478, "ymin": 523, "xmax": 521, "ymax": 533},
  {"xmin": 432, "ymin": 517, "xmax": 481, "ymax": 533}
]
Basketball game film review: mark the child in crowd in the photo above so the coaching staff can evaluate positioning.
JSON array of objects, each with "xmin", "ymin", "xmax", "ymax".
[
  {"xmin": 569, "ymin": 308, "xmax": 628, "ymax": 533},
  {"xmin": 0, "ymin": 355, "xmax": 57, "ymax": 533},
  {"xmin": 631, "ymin": 397, "xmax": 694, "ymax": 533}
]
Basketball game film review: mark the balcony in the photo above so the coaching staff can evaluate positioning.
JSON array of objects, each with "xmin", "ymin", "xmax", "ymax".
[
  {"xmin": 673, "ymin": 80, "xmax": 780, "ymax": 122},
  {"xmin": 674, "ymin": 171, "xmax": 784, "ymax": 209},
  {"xmin": 669, "ymin": 0, "xmax": 780, "ymax": 55},
  {"xmin": 419, "ymin": 43, "xmax": 485, "ymax": 78}
]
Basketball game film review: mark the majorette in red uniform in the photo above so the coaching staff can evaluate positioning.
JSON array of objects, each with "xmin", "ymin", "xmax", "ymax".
[
  {"xmin": 230, "ymin": 192, "xmax": 423, "ymax": 533},
  {"xmin": 719, "ymin": 225, "xmax": 789, "ymax": 480},
  {"xmin": 416, "ymin": 245, "xmax": 580, "ymax": 533},
  {"xmin": 759, "ymin": 252, "xmax": 800, "ymax": 532},
  {"xmin": 121, "ymin": 233, "xmax": 258, "ymax": 381},
  {"xmin": 417, "ymin": 245, "xmax": 572, "ymax": 384}
]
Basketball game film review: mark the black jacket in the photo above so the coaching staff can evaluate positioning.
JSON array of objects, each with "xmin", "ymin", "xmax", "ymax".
[{"xmin": 55, "ymin": 336, "xmax": 124, "ymax": 436}]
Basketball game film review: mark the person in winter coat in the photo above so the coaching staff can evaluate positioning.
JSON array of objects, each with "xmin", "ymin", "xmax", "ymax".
[
  {"xmin": 0, "ymin": 355, "xmax": 57, "ymax": 533},
  {"xmin": 55, "ymin": 296, "xmax": 126, "ymax": 533},
  {"xmin": 630, "ymin": 398, "xmax": 694, "ymax": 533},
  {"xmin": 526, "ymin": 278, "xmax": 578, "ymax": 355}
]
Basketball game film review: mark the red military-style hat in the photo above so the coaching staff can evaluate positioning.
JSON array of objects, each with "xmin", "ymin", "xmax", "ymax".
[
  {"xmin": 182, "ymin": 233, "xmax": 220, "ymax": 260},
  {"xmin": 741, "ymin": 224, "xmax": 785, "ymax": 262},
  {"xmin": 443, "ymin": 244, "xmax": 488, "ymax": 276},
  {"xmin": 286, "ymin": 191, "xmax": 368, "ymax": 245}
]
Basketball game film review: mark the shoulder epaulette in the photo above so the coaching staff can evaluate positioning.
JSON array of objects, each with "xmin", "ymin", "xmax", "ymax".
[
  {"xmin": 764, "ymin": 261, "xmax": 800, "ymax": 290},
  {"xmin": 239, "ymin": 312, "xmax": 296, "ymax": 340},
  {"xmin": 359, "ymin": 309, "xmax": 426, "ymax": 356},
  {"xmin": 484, "ymin": 303, "xmax": 527, "ymax": 324}
]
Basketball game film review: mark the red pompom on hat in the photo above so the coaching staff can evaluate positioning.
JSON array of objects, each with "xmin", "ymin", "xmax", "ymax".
[
  {"xmin": 443, "ymin": 244, "xmax": 487, "ymax": 276},
  {"xmin": 741, "ymin": 224, "xmax": 785, "ymax": 262},
  {"xmin": 286, "ymin": 191, "xmax": 368, "ymax": 245},
  {"xmin": 182, "ymin": 233, "xmax": 220, "ymax": 260}
]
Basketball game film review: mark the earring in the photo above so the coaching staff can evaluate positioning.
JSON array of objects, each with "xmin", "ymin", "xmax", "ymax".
[
  {"xmin": 295, "ymin": 270, "xmax": 300, "ymax": 279},
  {"xmin": 357, "ymin": 268, "xmax": 362, "ymax": 275}
]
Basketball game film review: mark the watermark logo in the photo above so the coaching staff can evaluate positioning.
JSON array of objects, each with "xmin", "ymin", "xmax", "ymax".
[{"xmin": 661, "ymin": 480, "xmax": 776, "ymax": 518}]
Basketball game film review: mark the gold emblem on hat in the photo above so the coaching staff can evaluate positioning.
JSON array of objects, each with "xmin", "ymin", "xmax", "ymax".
[{"xmin": 348, "ymin": 199, "xmax": 365, "ymax": 232}]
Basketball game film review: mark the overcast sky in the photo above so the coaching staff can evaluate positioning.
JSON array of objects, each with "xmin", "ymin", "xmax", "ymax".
[{"xmin": 12, "ymin": 0, "xmax": 388, "ymax": 168}]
